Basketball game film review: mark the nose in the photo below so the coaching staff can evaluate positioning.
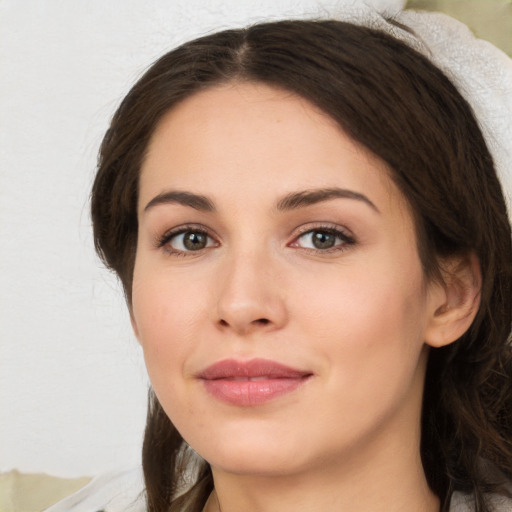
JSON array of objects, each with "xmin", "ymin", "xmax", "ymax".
[{"xmin": 215, "ymin": 250, "xmax": 288, "ymax": 336}]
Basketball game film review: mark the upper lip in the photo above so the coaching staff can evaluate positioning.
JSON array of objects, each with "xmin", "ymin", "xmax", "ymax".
[{"xmin": 198, "ymin": 358, "xmax": 312, "ymax": 380}]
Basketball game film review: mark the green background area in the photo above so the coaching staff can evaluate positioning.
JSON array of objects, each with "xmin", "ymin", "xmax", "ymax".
[{"xmin": 406, "ymin": 0, "xmax": 512, "ymax": 55}]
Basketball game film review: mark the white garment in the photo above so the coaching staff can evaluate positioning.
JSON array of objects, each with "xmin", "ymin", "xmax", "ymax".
[
  {"xmin": 43, "ymin": 468, "xmax": 146, "ymax": 512},
  {"xmin": 45, "ymin": 467, "xmax": 512, "ymax": 512}
]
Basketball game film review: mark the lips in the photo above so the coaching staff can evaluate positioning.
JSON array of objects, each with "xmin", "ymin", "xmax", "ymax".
[{"xmin": 198, "ymin": 358, "xmax": 312, "ymax": 406}]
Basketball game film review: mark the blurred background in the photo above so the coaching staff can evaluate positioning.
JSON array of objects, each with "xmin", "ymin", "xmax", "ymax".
[{"xmin": 407, "ymin": 0, "xmax": 511, "ymax": 55}]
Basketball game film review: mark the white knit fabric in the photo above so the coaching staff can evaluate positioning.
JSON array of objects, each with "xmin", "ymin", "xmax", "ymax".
[{"xmin": 394, "ymin": 10, "xmax": 512, "ymax": 213}]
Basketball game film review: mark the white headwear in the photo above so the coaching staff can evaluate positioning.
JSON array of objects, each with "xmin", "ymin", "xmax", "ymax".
[
  {"xmin": 185, "ymin": 0, "xmax": 511, "ymax": 213},
  {"xmin": 371, "ymin": 8, "xmax": 512, "ymax": 213},
  {"xmin": 304, "ymin": 2, "xmax": 512, "ymax": 213}
]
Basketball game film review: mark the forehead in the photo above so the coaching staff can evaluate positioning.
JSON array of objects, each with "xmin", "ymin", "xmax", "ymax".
[{"xmin": 139, "ymin": 82, "xmax": 405, "ymax": 215}]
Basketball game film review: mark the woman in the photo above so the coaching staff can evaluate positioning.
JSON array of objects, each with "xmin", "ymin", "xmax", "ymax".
[{"xmin": 89, "ymin": 13, "xmax": 512, "ymax": 512}]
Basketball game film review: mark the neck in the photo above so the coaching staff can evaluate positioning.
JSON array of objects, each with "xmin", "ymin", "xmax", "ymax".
[{"xmin": 205, "ymin": 430, "xmax": 439, "ymax": 512}]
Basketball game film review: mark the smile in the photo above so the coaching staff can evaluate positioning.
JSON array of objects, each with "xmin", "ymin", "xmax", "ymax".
[{"xmin": 198, "ymin": 358, "xmax": 313, "ymax": 406}]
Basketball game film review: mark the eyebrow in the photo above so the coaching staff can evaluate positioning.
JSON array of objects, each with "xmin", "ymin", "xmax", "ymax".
[
  {"xmin": 143, "ymin": 187, "xmax": 379, "ymax": 214},
  {"xmin": 144, "ymin": 190, "xmax": 215, "ymax": 212},
  {"xmin": 276, "ymin": 187, "xmax": 380, "ymax": 213}
]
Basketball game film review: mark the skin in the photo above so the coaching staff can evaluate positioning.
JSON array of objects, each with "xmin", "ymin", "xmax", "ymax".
[{"xmin": 131, "ymin": 83, "xmax": 479, "ymax": 512}]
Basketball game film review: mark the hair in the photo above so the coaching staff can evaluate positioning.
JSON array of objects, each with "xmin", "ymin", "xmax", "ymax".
[{"xmin": 91, "ymin": 19, "xmax": 512, "ymax": 512}]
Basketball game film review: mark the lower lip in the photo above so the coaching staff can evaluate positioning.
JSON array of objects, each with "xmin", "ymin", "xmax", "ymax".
[{"xmin": 202, "ymin": 377, "xmax": 309, "ymax": 406}]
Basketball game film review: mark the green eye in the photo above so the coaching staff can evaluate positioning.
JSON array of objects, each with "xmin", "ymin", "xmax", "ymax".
[
  {"xmin": 164, "ymin": 229, "xmax": 215, "ymax": 252},
  {"xmin": 182, "ymin": 231, "xmax": 208, "ymax": 250},
  {"xmin": 295, "ymin": 228, "xmax": 354, "ymax": 251},
  {"xmin": 310, "ymin": 231, "xmax": 336, "ymax": 249}
]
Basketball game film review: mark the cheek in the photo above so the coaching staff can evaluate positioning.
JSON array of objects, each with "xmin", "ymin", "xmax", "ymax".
[
  {"xmin": 131, "ymin": 270, "xmax": 218, "ymax": 442},
  {"xmin": 131, "ymin": 263, "xmax": 207, "ymax": 391},
  {"xmin": 288, "ymin": 267, "xmax": 428, "ymax": 453},
  {"xmin": 294, "ymin": 254, "xmax": 428, "ymax": 386}
]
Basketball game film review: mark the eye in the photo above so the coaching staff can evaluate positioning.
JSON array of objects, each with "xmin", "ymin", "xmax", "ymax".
[
  {"xmin": 292, "ymin": 227, "xmax": 355, "ymax": 251},
  {"xmin": 158, "ymin": 227, "xmax": 217, "ymax": 254}
]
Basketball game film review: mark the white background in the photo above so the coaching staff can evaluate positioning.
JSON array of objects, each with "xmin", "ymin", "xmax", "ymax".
[{"xmin": 0, "ymin": 0, "xmax": 408, "ymax": 479}]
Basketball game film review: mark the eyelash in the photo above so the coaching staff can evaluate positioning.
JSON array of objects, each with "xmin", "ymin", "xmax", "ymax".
[
  {"xmin": 291, "ymin": 224, "xmax": 356, "ymax": 253},
  {"xmin": 155, "ymin": 224, "xmax": 216, "ymax": 256},
  {"xmin": 155, "ymin": 223, "xmax": 356, "ymax": 256}
]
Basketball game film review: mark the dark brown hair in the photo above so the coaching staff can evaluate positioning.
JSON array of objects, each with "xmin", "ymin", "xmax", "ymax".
[{"xmin": 91, "ymin": 19, "xmax": 512, "ymax": 512}]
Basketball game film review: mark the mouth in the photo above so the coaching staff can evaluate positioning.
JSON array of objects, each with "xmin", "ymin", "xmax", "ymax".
[{"xmin": 197, "ymin": 358, "xmax": 313, "ymax": 406}]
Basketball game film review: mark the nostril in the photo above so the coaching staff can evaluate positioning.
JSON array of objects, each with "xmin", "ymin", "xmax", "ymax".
[{"xmin": 217, "ymin": 317, "xmax": 271, "ymax": 329}]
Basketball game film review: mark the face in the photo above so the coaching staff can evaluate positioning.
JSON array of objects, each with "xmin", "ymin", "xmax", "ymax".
[{"xmin": 132, "ymin": 83, "xmax": 440, "ymax": 478}]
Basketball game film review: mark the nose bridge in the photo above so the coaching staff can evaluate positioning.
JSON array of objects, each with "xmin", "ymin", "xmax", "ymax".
[{"xmin": 215, "ymin": 241, "xmax": 286, "ymax": 334}]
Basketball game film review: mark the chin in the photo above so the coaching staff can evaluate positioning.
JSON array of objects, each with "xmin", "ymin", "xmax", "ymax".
[
  {"xmin": 185, "ymin": 422, "xmax": 320, "ymax": 477},
  {"xmin": 206, "ymin": 448, "xmax": 304, "ymax": 477}
]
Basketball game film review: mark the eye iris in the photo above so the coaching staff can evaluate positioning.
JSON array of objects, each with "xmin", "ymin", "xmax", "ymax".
[
  {"xmin": 312, "ymin": 231, "xmax": 335, "ymax": 249},
  {"xmin": 183, "ymin": 231, "xmax": 207, "ymax": 250}
]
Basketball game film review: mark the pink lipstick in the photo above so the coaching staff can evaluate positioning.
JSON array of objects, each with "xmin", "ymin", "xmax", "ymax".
[{"xmin": 198, "ymin": 358, "xmax": 312, "ymax": 406}]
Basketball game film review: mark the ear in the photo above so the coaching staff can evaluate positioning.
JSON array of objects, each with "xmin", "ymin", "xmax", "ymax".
[{"xmin": 424, "ymin": 253, "xmax": 481, "ymax": 348}]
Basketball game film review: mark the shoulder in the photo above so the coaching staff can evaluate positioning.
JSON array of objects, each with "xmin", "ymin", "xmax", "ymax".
[{"xmin": 43, "ymin": 467, "xmax": 145, "ymax": 512}]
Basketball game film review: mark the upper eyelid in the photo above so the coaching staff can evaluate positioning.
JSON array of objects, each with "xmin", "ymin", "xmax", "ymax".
[
  {"xmin": 288, "ymin": 223, "xmax": 356, "ymax": 251},
  {"xmin": 154, "ymin": 221, "xmax": 354, "ymax": 249},
  {"xmin": 163, "ymin": 223, "xmax": 213, "ymax": 235},
  {"xmin": 155, "ymin": 223, "xmax": 218, "ymax": 248},
  {"xmin": 290, "ymin": 222, "xmax": 354, "ymax": 239}
]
